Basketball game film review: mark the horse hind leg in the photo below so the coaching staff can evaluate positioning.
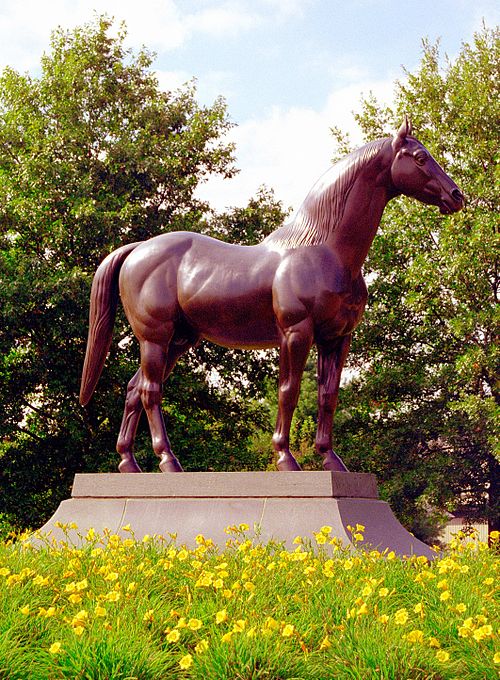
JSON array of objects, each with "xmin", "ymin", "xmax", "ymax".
[
  {"xmin": 138, "ymin": 337, "xmax": 184, "ymax": 472},
  {"xmin": 116, "ymin": 368, "xmax": 144, "ymax": 473}
]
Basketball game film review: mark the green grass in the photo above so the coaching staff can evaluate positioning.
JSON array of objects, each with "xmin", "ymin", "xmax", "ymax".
[{"xmin": 0, "ymin": 525, "xmax": 498, "ymax": 679}]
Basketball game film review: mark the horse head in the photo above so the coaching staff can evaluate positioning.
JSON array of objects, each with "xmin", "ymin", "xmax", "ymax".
[{"xmin": 390, "ymin": 118, "xmax": 464, "ymax": 214}]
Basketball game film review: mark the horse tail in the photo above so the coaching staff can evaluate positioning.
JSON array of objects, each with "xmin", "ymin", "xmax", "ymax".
[{"xmin": 79, "ymin": 242, "xmax": 141, "ymax": 406}]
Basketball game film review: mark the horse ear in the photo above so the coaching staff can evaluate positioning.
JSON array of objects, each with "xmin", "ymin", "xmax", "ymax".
[{"xmin": 392, "ymin": 116, "xmax": 412, "ymax": 152}]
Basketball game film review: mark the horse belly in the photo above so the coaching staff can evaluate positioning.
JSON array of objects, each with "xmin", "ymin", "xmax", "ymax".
[{"xmin": 179, "ymin": 282, "xmax": 279, "ymax": 349}]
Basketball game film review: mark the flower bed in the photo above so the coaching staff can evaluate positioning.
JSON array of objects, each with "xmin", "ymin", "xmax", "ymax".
[{"xmin": 0, "ymin": 524, "xmax": 498, "ymax": 679}]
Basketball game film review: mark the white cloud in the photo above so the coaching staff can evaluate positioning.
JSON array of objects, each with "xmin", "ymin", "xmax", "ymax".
[
  {"xmin": 185, "ymin": 2, "xmax": 261, "ymax": 37},
  {"xmin": 197, "ymin": 77, "xmax": 395, "ymax": 214}
]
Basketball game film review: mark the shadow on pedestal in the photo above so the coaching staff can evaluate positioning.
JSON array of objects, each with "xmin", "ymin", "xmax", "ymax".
[{"xmin": 36, "ymin": 471, "xmax": 435, "ymax": 559}]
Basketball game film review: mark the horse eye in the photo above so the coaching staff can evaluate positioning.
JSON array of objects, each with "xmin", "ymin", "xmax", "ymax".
[{"xmin": 414, "ymin": 152, "xmax": 428, "ymax": 166}]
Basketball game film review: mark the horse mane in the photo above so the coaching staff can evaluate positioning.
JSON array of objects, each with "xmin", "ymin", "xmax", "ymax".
[{"xmin": 264, "ymin": 138, "xmax": 387, "ymax": 250}]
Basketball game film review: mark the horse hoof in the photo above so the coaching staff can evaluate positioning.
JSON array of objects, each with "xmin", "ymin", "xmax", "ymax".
[
  {"xmin": 159, "ymin": 455, "xmax": 183, "ymax": 472},
  {"xmin": 323, "ymin": 453, "xmax": 349, "ymax": 472},
  {"xmin": 276, "ymin": 454, "xmax": 302, "ymax": 471},
  {"xmin": 118, "ymin": 459, "xmax": 142, "ymax": 473}
]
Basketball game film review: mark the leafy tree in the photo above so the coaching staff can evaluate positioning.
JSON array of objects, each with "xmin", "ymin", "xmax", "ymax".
[
  {"xmin": 0, "ymin": 17, "xmax": 284, "ymax": 529},
  {"xmin": 327, "ymin": 25, "xmax": 499, "ymax": 539}
]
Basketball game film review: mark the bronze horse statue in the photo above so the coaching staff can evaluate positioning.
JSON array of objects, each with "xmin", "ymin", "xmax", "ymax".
[{"xmin": 80, "ymin": 119, "xmax": 464, "ymax": 473}]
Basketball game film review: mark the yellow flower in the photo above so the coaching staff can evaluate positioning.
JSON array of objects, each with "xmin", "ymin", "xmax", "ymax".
[
  {"xmin": 473, "ymin": 625, "xmax": 493, "ymax": 642},
  {"xmin": 387, "ymin": 551, "xmax": 396, "ymax": 560},
  {"xmin": 436, "ymin": 650, "xmax": 450, "ymax": 663},
  {"xmin": 282, "ymin": 624, "xmax": 294, "ymax": 637},
  {"xmin": 76, "ymin": 578, "xmax": 88, "ymax": 591},
  {"xmin": 33, "ymin": 575, "xmax": 50, "ymax": 586},
  {"xmin": 357, "ymin": 602, "xmax": 369, "ymax": 616},
  {"xmin": 233, "ymin": 619, "xmax": 246, "ymax": 633},
  {"xmin": 437, "ymin": 579, "xmax": 448, "ymax": 590},
  {"xmin": 221, "ymin": 632, "xmax": 233, "ymax": 643},
  {"xmin": 493, "ymin": 652, "xmax": 500, "ymax": 664},
  {"xmin": 215, "ymin": 609, "xmax": 228, "ymax": 624},
  {"xmin": 378, "ymin": 614, "xmax": 389, "ymax": 624},
  {"xmin": 49, "ymin": 642, "xmax": 63, "ymax": 655},
  {"xmin": 122, "ymin": 524, "xmax": 131, "ymax": 532},
  {"xmin": 177, "ymin": 549, "xmax": 189, "ymax": 561},
  {"xmin": 428, "ymin": 637, "xmax": 440, "ymax": 648},
  {"xmin": 72, "ymin": 609, "xmax": 88, "ymax": 624},
  {"xmin": 166, "ymin": 629, "xmax": 181, "ymax": 643},
  {"xmin": 413, "ymin": 602, "xmax": 424, "ymax": 615},
  {"xmin": 0, "ymin": 568, "xmax": 11, "ymax": 577},
  {"xmin": 343, "ymin": 559, "xmax": 354, "ymax": 571},
  {"xmin": 95, "ymin": 605, "xmax": 107, "ymax": 618},
  {"xmin": 239, "ymin": 523, "xmax": 249, "ymax": 531},
  {"xmin": 320, "ymin": 525, "xmax": 332, "ymax": 535},
  {"xmin": 483, "ymin": 577, "xmax": 494, "ymax": 586},
  {"xmin": 105, "ymin": 590, "xmax": 120, "ymax": 602},
  {"xmin": 455, "ymin": 602, "xmax": 467, "ymax": 613},
  {"xmin": 73, "ymin": 625, "xmax": 85, "ymax": 636},
  {"xmin": 179, "ymin": 654, "xmax": 193, "ymax": 670},
  {"xmin": 104, "ymin": 572, "xmax": 119, "ymax": 582},
  {"xmin": 394, "ymin": 608, "xmax": 408, "ymax": 625},
  {"xmin": 319, "ymin": 635, "xmax": 331, "ymax": 650},
  {"xmin": 362, "ymin": 585, "xmax": 373, "ymax": 597},
  {"xmin": 405, "ymin": 629, "xmax": 424, "ymax": 644},
  {"xmin": 440, "ymin": 591, "xmax": 451, "ymax": 602},
  {"xmin": 353, "ymin": 533, "xmax": 364, "ymax": 542},
  {"xmin": 188, "ymin": 618, "xmax": 203, "ymax": 631},
  {"xmin": 378, "ymin": 587, "xmax": 389, "ymax": 598},
  {"xmin": 195, "ymin": 639, "xmax": 209, "ymax": 654},
  {"xmin": 127, "ymin": 582, "xmax": 137, "ymax": 592},
  {"xmin": 68, "ymin": 593, "xmax": 82, "ymax": 604},
  {"xmin": 143, "ymin": 609, "xmax": 154, "ymax": 623},
  {"xmin": 315, "ymin": 534, "xmax": 327, "ymax": 545},
  {"xmin": 489, "ymin": 530, "xmax": 499, "ymax": 540},
  {"xmin": 262, "ymin": 616, "xmax": 279, "ymax": 631},
  {"xmin": 243, "ymin": 581, "xmax": 255, "ymax": 592},
  {"xmin": 19, "ymin": 605, "xmax": 30, "ymax": 615},
  {"xmin": 293, "ymin": 536, "xmax": 303, "ymax": 544}
]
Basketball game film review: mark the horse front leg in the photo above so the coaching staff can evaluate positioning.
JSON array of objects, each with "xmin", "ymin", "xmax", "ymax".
[
  {"xmin": 116, "ymin": 368, "xmax": 143, "ymax": 473},
  {"xmin": 273, "ymin": 319, "xmax": 313, "ymax": 471},
  {"xmin": 316, "ymin": 335, "xmax": 351, "ymax": 472}
]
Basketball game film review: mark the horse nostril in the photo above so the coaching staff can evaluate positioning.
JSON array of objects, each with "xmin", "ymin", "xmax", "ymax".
[{"xmin": 451, "ymin": 188, "xmax": 463, "ymax": 203}]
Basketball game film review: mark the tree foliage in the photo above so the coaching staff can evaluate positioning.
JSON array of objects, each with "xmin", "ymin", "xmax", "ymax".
[
  {"xmin": 327, "ymin": 25, "xmax": 499, "ymax": 538},
  {"xmin": 0, "ymin": 17, "xmax": 284, "ymax": 528}
]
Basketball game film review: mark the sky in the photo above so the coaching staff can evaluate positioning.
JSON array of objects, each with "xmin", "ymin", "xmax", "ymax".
[{"xmin": 0, "ymin": 0, "xmax": 498, "ymax": 214}]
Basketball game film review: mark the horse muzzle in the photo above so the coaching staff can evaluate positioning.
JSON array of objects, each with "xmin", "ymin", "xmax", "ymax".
[{"xmin": 439, "ymin": 188, "xmax": 465, "ymax": 214}]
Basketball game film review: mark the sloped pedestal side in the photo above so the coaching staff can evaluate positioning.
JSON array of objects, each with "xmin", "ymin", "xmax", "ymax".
[{"xmin": 36, "ymin": 471, "xmax": 434, "ymax": 558}]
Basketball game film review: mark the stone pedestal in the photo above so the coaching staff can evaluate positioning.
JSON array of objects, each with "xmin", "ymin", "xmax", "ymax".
[{"xmin": 37, "ymin": 471, "xmax": 434, "ymax": 558}]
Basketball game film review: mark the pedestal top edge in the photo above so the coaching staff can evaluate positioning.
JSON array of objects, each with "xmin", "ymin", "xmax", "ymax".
[{"xmin": 71, "ymin": 471, "xmax": 379, "ymax": 499}]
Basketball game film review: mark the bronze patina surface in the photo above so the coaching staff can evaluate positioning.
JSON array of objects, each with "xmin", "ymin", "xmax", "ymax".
[{"xmin": 80, "ymin": 120, "xmax": 464, "ymax": 474}]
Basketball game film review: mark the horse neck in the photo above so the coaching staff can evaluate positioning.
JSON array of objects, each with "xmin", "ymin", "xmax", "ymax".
[{"xmin": 327, "ymin": 140, "xmax": 393, "ymax": 277}]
